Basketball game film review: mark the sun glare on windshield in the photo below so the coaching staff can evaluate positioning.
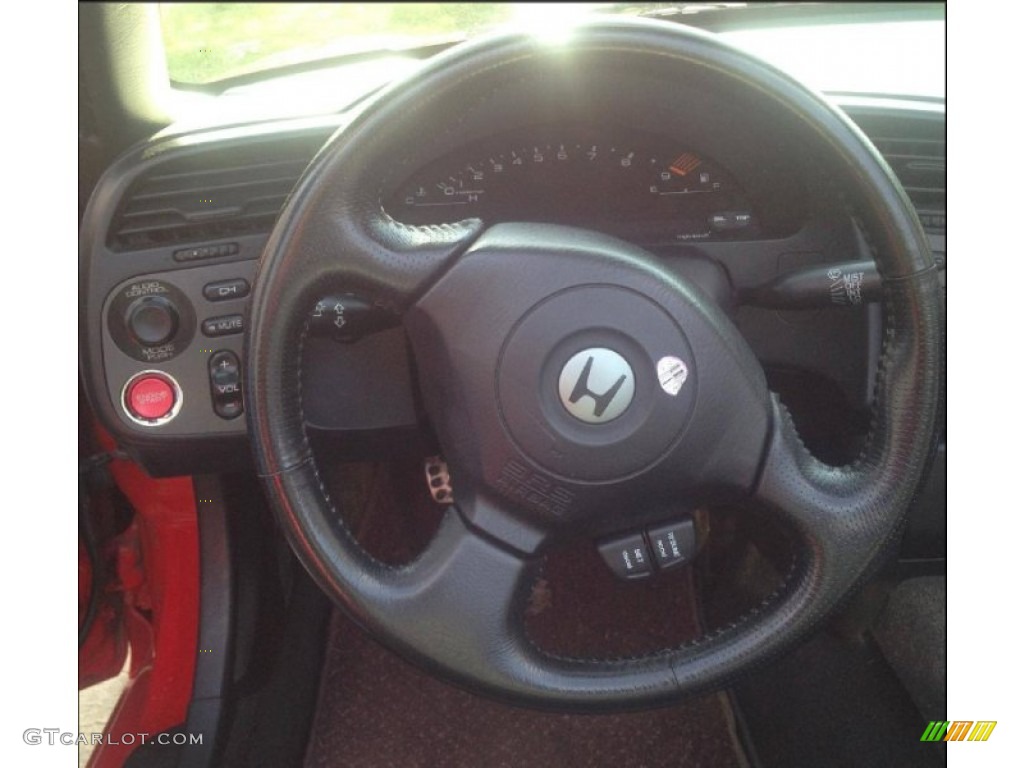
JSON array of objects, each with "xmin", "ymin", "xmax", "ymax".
[{"xmin": 159, "ymin": 2, "xmax": 944, "ymax": 102}]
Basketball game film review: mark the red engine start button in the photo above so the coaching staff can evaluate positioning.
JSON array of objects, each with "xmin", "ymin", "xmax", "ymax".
[{"xmin": 125, "ymin": 373, "xmax": 177, "ymax": 422}]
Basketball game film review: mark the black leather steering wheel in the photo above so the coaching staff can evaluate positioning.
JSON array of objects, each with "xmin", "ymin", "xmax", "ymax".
[{"xmin": 245, "ymin": 19, "xmax": 941, "ymax": 711}]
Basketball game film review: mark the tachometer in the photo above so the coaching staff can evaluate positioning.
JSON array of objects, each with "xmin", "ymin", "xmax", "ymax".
[{"xmin": 389, "ymin": 126, "xmax": 757, "ymax": 244}]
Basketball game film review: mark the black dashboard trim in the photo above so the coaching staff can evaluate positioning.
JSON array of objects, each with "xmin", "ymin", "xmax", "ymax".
[{"xmin": 80, "ymin": 95, "xmax": 943, "ymax": 477}]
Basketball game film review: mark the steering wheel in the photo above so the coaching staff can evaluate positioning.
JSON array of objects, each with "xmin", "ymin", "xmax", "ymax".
[{"xmin": 245, "ymin": 18, "xmax": 941, "ymax": 711}]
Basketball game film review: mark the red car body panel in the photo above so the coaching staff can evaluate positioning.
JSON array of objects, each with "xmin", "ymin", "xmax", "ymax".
[{"xmin": 81, "ymin": 426, "xmax": 200, "ymax": 768}]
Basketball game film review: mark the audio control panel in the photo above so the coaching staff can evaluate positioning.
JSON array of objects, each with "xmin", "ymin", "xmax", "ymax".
[
  {"xmin": 79, "ymin": 122, "xmax": 421, "ymax": 474},
  {"xmin": 101, "ymin": 259, "xmax": 258, "ymax": 436}
]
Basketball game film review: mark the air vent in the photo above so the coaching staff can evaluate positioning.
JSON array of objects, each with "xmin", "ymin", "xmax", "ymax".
[
  {"xmin": 872, "ymin": 136, "xmax": 945, "ymax": 213},
  {"xmin": 109, "ymin": 134, "xmax": 326, "ymax": 251},
  {"xmin": 850, "ymin": 111, "xmax": 945, "ymax": 233}
]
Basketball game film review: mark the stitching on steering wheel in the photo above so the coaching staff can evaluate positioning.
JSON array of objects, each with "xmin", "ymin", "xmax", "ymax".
[
  {"xmin": 294, "ymin": 316, "xmax": 406, "ymax": 573},
  {"xmin": 521, "ymin": 550, "xmax": 801, "ymax": 666}
]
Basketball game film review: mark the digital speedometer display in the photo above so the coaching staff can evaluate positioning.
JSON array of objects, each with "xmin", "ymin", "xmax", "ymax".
[{"xmin": 386, "ymin": 125, "xmax": 758, "ymax": 244}]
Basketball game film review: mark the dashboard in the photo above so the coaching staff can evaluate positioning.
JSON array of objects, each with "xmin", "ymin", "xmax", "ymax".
[{"xmin": 79, "ymin": 60, "xmax": 945, "ymax": 519}]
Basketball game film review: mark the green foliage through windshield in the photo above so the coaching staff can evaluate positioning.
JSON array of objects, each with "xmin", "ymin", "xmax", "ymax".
[{"xmin": 160, "ymin": 3, "xmax": 516, "ymax": 84}]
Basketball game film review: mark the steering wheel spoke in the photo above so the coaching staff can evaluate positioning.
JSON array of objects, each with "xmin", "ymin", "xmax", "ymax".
[
  {"xmin": 390, "ymin": 497, "xmax": 696, "ymax": 709},
  {"xmin": 247, "ymin": 161, "xmax": 482, "ymax": 473},
  {"xmin": 374, "ymin": 507, "xmax": 540, "ymax": 693},
  {"xmin": 755, "ymin": 267, "xmax": 942, "ymax": 561},
  {"xmin": 752, "ymin": 396, "xmax": 865, "ymax": 545}
]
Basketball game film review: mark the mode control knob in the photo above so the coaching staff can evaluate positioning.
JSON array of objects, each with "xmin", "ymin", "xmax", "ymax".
[
  {"xmin": 124, "ymin": 295, "xmax": 180, "ymax": 347},
  {"xmin": 107, "ymin": 278, "xmax": 196, "ymax": 364}
]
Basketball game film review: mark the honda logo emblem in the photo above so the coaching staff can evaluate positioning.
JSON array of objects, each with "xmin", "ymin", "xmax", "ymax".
[{"xmin": 558, "ymin": 348, "xmax": 635, "ymax": 423}]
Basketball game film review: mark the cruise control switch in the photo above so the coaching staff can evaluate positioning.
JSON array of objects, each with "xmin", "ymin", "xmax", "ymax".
[
  {"xmin": 598, "ymin": 517, "xmax": 699, "ymax": 581},
  {"xmin": 309, "ymin": 295, "xmax": 400, "ymax": 343},
  {"xmin": 598, "ymin": 533, "xmax": 653, "ymax": 580},
  {"xmin": 646, "ymin": 519, "xmax": 697, "ymax": 571}
]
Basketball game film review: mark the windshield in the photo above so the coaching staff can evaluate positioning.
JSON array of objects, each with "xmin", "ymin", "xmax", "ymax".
[
  {"xmin": 160, "ymin": 3, "xmax": 517, "ymax": 84},
  {"xmin": 159, "ymin": 3, "xmax": 944, "ymax": 100}
]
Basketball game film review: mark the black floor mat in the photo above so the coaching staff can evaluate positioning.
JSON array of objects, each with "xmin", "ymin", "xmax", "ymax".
[
  {"xmin": 734, "ymin": 632, "xmax": 945, "ymax": 768},
  {"xmin": 305, "ymin": 610, "xmax": 748, "ymax": 768},
  {"xmin": 872, "ymin": 576, "xmax": 946, "ymax": 718}
]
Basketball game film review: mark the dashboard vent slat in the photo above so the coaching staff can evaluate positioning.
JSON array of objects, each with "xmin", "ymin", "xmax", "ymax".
[
  {"xmin": 128, "ymin": 173, "xmax": 304, "ymax": 203},
  {"xmin": 852, "ymin": 114, "xmax": 946, "ymax": 233},
  {"xmin": 108, "ymin": 136, "xmax": 324, "ymax": 251}
]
